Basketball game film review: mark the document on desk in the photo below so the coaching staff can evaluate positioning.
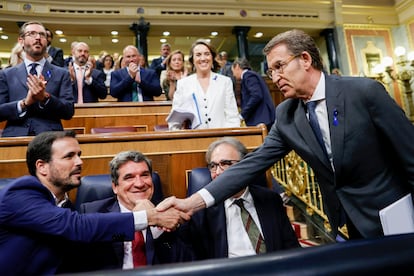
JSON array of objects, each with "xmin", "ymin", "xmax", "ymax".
[{"xmin": 379, "ymin": 194, "xmax": 414, "ymax": 235}]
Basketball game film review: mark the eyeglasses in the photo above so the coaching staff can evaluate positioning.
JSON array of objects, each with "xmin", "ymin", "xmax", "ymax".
[
  {"xmin": 23, "ymin": 31, "xmax": 47, "ymax": 39},
  {"xmin": 266, "ymin": 55, "xmax": 299, "ymax": 78},
  {"xmin": 207, "ymin": 159, "xmax": 239, "ymax": 172}
]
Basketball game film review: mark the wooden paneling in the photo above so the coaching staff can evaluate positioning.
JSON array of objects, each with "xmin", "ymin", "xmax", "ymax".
[
  {"xmin": 0, "ymin": 125, "xmax": 268, "ymax": 201},
  {"xmin": 73, "ymin": 101, "xmax": 172, "ymax": 116}
]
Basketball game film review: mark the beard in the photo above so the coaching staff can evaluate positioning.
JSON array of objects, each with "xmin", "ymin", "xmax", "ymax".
[{"xmin": 48, "ymin": 167, "xmax": 82, "ymax": 193}]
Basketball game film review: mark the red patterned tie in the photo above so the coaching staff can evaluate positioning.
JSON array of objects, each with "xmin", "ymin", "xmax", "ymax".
[{"xmin": 132, "ymin": 231, "xmax": 147, "ymax": 267}]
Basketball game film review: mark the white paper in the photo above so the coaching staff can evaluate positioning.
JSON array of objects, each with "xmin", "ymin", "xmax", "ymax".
[
  {"xmin": 166, "ymin": 109, "xmax": 200, "ymax": 129},
  {"xmin": 379, "ymin": 194, "xmax": 414, "ymax": 235}
]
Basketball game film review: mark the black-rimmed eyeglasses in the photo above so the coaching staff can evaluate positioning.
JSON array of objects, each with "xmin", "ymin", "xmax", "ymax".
[{"xmin": 207, "ymin": 159, "xmax": 239, "ymax": 172}]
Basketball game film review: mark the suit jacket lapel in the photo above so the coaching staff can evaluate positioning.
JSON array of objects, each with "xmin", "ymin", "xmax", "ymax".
[
  {"xmin": 17, "ymin": 63, "xmax": 28, "ymax": 88},
  {"xmin": 325, "ymin": 76, "xmax": 345, "ymax": 177},
  {"xmin": 294, "ymin": 102, "xmax": 331, "ymax": 169}
]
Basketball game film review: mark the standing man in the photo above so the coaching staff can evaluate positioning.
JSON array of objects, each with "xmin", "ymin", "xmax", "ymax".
[
  {"xmin": 232, "ymin": 58, "xmax": 275, "ymax": 131},
  {"xmin": 110, "ymin": 45, "xmax": 162, "ymax": 102},
  {"xmin": 68, "ymin": 42, "xmax": 107, "ymax": 103},
  {"xmin": 0, "ymin": 21, "xmax": 74, "ymax": 137},
  {"xmin": 0, "ymin": 131, "xmax": 189, "ymax": 275},
  {"xmin": 185, "ymin": 137, "xmax": 299, "ymax": 260},
  {"xmin": 71, "ymin": 151, "xmax": 194, "ymax": 272},
  {"xmin": 150, "ymin": 43, "xmax": 171, "ymax": 77},
  {"xmin": 45, "ymin": 28, "xmax": 64, "ymax": 67},
  {"xmin": 158, "ymin": 29, "xmax": 414, "ymax": 240}
]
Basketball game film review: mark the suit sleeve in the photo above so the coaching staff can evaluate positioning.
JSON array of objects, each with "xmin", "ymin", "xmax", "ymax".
[
  {"xmin": 110, "ymin": 68, "xmax": 134, "ymax": 99},
  {"xmin": 89, "ymin": 70, "xmax": 108, "ymax": 99},
  {"xmin": 140, "ymin": 69, "xmax": 162, "ymax": 97},
  {"xmin": 241, "ymin": 73, "xmax": 265, "ymax": 120}
]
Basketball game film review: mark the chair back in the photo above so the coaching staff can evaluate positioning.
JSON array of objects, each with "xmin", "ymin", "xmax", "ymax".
[
  {"xmin": 186, "ymin": 167, "xmax": 212, "ymax": 196},
  {"xmin": 75, "ymin": 172, "xmax": 164, "ymax": 210}
]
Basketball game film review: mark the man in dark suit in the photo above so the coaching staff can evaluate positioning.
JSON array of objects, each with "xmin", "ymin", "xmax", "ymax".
[
  {"xmin": 232, "ymin": 58, "xmax": 275, "ymax": 131},
  {"xmin": 185, "ymin": 137, "xmax": 299, "ymax": 260},
  {"xmin": 158, "ymin": 29, "xmax": 414, "ymax": 240},
  {"xmin": 45, "ymin": 28, "xmax": 64, "ymax": 67},
  {"xmin": 110, "ymin": 45, "xmax": 162, "ymax": 102},
  {"xmin": 150, "ymin": 43, "xmax": 171, "ymax": 77},
  {"xmin": 68, "ymin": 42, "xmax": 107, "ymax": 103},
  {"xmin": 0, "ymin": 131, "xmax": 188, "ymax": 275},
  {"xmin": 73, "ymin": 150, "xmax": 194, "ymax": 271},
  {"xmin": 0, "ymin": 21, "xmax": 74, "ymax": 137}
]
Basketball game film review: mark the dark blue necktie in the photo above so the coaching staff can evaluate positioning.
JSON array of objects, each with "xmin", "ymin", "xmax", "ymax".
[
  {"xmin": 306, "ymin": 101, "xmax": 328, "ymax": 158},
  {"xmin": 29, "ymin": 63, "xmax": 38, "ymax": 76}
]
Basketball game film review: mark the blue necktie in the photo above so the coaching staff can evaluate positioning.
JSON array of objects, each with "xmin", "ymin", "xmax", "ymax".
[
  {"xmin": 306, "ymin": 101, "xmax": 328, "ymax": 158},
  {"xmin": 29, "ymin": 63, "xmax": 38, "ymax": 76}
]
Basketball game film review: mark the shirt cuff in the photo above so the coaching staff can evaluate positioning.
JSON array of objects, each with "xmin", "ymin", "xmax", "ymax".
[
  {"xmin": 132, "ymin": 210, "xmax": 148, "ymax": 230},
  {"xmin": 17, "ymin": 101, "xmax": 27, "ymax": 117},
  {"xmin": 85, "ymin": 76, "xmax": 92, "ymax": 85},
  {"xmin": 198, "ymin": 188, "xmax": 215, "ymax": 208}
]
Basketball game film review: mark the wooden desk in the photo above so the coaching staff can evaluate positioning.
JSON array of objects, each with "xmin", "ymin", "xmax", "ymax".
[
  {"xmin": 0, "ymin": 102, "xmax": 172, "ymax": 132},
  {"xmin": 73, "ymin": 101, "xmax": 172, "ymax": 116},
  {"xmin": 0, "ymin": 125, "xmax": 268, "ymax": 200}
]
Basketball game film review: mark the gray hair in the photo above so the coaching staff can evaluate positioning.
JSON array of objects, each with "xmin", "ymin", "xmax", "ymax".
[
  {"xmin": 205, "ymin": 137, "xmax": 248, "ymax": 164},
  {"xmin": 263, "ymin": 29, "xmax": 324, "ymax": 71},
  {"xmin": 110, "ymin": 151, "xmax": 152, "ymax": 185},
  {"xmin": 232, "ymin": 57, "xmax": 251, "ymax": 70}
]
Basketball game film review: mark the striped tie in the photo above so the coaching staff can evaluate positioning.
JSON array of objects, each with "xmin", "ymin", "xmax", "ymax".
[{"xmin": 234, "ymin": 199, "xmax": 266, "ymax": 254}]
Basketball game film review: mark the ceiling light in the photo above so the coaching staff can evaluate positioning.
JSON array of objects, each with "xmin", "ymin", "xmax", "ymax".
[
  {"xmin": 163, "ymin": 31, "xmax": 170, "ymax": 36},
  {"xmin": 211, "ymin": 31, "xmax": 218, "ymax": 36},
  {"xmin": 111, "ymin": 31, "xmax": 118, "ymax": 36},
  {"xmin": 112, "ymin": 38, "xmax": 119, "ymax": 43},
  {"xmin": 160, "ymin": 38, "xmax": 167, "ymax": 43},
  {"xmin": 59, "ymin": 38, "xmax": 67, "ymax": 43},
  {"xmin": 0, "ymin": 27, "xmax": 3, "ymax": 32},
  {"xmin": 254, "ymin": 32, "xmax": 263, "ymax": 38},
  {"xmin": 55, "ymin": 30, "xmax": 63, "ymax": 35},
  {"xmin": 0, "ymin": 35, "xmax": 8, "ymax": 40}
]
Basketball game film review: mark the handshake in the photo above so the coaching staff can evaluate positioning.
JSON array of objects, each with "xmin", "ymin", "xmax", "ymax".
[{"xmin": 133, "ymin": 193, "xmax": 206, "ymax": 231}]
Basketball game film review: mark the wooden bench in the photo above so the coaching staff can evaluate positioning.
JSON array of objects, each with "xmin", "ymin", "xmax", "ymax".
[
  {"xmin": 0, "ymin": 101, "xmax": 172, "ymax": 134},
  {"xmin": 0, "ymin": 124, "xmax": 268, "ymax": 201}
]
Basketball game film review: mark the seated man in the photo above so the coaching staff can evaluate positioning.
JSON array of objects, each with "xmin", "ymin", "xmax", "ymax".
[
  {"xmin": 184, "ymin": 137, "xmax": 300, "ymax": 259},
  {"xmin": 70, "ymin": 151, "xmax": 194, "ymax": 272}
]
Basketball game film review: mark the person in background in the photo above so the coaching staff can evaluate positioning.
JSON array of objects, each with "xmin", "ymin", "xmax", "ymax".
[
  {"xmin": 167, "ymin": 39, "xmax": 240, "ymax": 130},
  {"xmin": 45, "ymin": 28, "xmax": 64, "ymax": 67},
  {"xmin": 102, "ymin": 54, "xmax": 114, "ymax": 92},
  {"xmin": 150, "ymin": 43, "xmax": 171, "ymax": 77},
  {"xmin": 218, "ymin": 51, "xmax": 233, "ymax": 78},
  {"xmin": 95, "ymin": 50, "xmax": 108, "ymax": 71},
  {"xmin": 0, "ymin": 21, "xmax": 74, "ymax": 137},
  {"xmin": 160, "ymin": 50, "xmax": 188, "ymax": 101},
  {"xmin": 183, "ymin": 137, "xmax": 300, "ymax": 260},
  {"xmin": 110, "ymin": 45, "xmax": 162, "ymax": 102},
  {"xmin": 7, "ymin": 43, "xmax": 25, "ymax": 67},
  {"xmin": 157, "ymin": 29, "xmax": 414, "ymax": 241},
  {"xmin": 0, "ymin": 131, "xmax": 189, "ymax": 275},
  {"xmin": 231, "ymin": 58, "xmax": 275, "ymax": 131},
  {"xmin": 67, "ymin": 42, "xmax": 107, "ymax": 103},
  {"xmin": 64, "ymin": 41, "xmax": 78, "ymax": 67},
  {"xmin": 69, "ymin": 151, "xmax": 194, "ymax": 272},
  {"xmin": 114, "ymin": 55, "xmax": 125, "ymax": 70}
]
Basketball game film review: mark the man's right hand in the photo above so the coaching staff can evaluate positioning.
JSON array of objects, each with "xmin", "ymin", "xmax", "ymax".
[{"xmin": 146, "ymin": 207, "xmax": 190, "ymax": 232}]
